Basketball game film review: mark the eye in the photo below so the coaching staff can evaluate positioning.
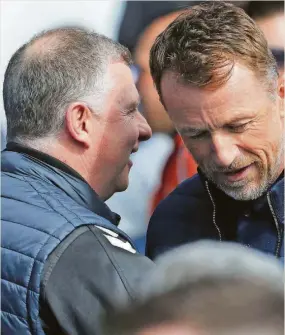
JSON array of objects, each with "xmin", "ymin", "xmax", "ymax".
[
  {"xmin": 127, "ymin": 108, "xmax": 138, "ymax": 116},
  {"xmin": 188, "ymin": 131, "xmax": 208, "ymax": 140},
  {"xmin": 122, "ymin": 107, "xmax": 137, "ymax": 117},
  {"xmin": 227, "ymin": 122, "xmax": 249, "ymax": 132}
]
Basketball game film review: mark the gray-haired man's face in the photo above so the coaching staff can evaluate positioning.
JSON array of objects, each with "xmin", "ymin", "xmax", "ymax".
[{"xmin": 86, "ymin": 62, "xmax": 152, "ymax": 199}]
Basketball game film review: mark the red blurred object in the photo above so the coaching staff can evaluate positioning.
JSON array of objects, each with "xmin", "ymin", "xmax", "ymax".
[{"xmin": 150, "ymin": 134, "xmax": 197, "ymax": 215}]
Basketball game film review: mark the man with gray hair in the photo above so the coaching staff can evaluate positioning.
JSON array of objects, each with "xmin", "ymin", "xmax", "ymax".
[
  {"xmin": 1, "ymin": 27, "xmax": 153, "ymax": 334},
  {"xmin": 105, "ymin": 241, "xmax": 284, "ymax": 335}
]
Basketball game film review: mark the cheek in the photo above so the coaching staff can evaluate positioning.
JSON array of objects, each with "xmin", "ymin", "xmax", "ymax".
[
  {"xmin": 122, "ymin": 121, "xmax": 139, "ymax": 146},
  {"xmin": 113, "ymin": 121, "xmax": 139, "ymax": 157},
  {"xmin": 239, "ymin": 122, "xmax": 281, "ymax": 160}
]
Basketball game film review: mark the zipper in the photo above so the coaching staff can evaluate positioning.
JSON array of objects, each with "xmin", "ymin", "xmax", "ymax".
[
  {"xmin": 267, "ymin": 192, "xmax": 282, "ymax": 258},
  {"xmin": 205, "ymin": 181, "xmax": 222, "ymax": 241}
]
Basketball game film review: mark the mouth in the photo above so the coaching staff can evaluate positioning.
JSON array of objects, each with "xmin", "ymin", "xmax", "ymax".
[
  {"xmin": 128, "ymin": 146, "xmax": 139, "ymax": 169},
  {"xmin": 131, "ymin": 147, "xmax": 139, "ymax": 154},
  {"xmin": 221, "ymin": 163, "xmax": 254, "ymax": 182}
]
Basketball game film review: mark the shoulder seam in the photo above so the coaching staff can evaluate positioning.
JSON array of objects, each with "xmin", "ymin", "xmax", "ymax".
[{"xmin": 88, "ymin": 226, "xmax": 137, "ymax": 300}]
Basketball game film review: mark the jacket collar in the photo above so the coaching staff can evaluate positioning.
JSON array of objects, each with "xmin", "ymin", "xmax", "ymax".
[
  {"xmin": 198, "ymin": 168, "xmax": 284, "ymax": 225},
  {"xmin": 4, "ymin": 142, "xmax": 121, "ymax": 226}
]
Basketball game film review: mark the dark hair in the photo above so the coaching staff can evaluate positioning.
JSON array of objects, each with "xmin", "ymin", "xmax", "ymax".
[
  {"xmin": 3, "ymin": 27, "xmax": 132, "ymax": 143},
  {"xmin": 149, "ymin": 1, "xmax": 278, "ymax": 97},
  {"xmin": 246, "ymin": 1, "xmax": 284, "ymax": 20}
]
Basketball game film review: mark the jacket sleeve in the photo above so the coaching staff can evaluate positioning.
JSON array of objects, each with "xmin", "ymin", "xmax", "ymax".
[{"xmin": 40, "ymin": 225, "xmax": 154, "ymax": 335}]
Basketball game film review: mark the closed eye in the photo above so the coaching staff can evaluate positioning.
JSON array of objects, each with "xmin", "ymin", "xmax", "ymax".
[
  {"xmin": 188, "ymin": 131, "xmax": 209, "ymax": 140},
  {"xmin": 226, "ymin": 122, "xmax": 250, "ymax": 132},
  {"xmin": 127, "ymin": 107, "xmax": 138, "ymax": 115},
  {"xmin": 122, "ymin": 105, "xmax": 139, "ymax": 116}
]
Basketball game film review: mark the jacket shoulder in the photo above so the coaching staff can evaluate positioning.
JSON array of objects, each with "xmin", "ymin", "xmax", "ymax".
[
  {"xmin": 154, "ymin": 174, "xmax": 207, "ymax": 215},
  {"xmin": 172, "ymin": 173, "xmax": 206, "ymax": 198},
  {"xmin": 41, "ymin": 225, "xmax": 154, "ymax": 334},
  {"xmin": 147, "ymin": 174, "xmax": 212, "ymax": 259}
]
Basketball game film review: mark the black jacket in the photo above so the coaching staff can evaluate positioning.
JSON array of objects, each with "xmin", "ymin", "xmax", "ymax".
[
  {"xmin": 2, "ymin": 143, "xmax": 154, "ymax": 335},
  {"xmin": 147, "ymin": 172, "xmax": 284, "ymax": 261}
]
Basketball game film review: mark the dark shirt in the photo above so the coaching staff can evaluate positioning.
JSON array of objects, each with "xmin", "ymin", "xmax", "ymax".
[{"xmin": 147, "ymin": 169, "xmax": 284, "ymax": 261}]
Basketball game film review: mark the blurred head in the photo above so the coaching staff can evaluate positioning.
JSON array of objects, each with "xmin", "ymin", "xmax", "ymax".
[
  {"xmin": 3, "ymin": 27, "xmax": 152, "ymax": 200},
  {"xmin": 104, "ymin": 242, "xmax": 284, "ymax": 335},
  {"xmin": 247, "ymin": 1, "xmax": 284, "ymax": 73},
  {"xmin": 134, "ymin": 11, "xmax": 182, "ymax": 133},
  {"xmin": 150, "ymin": 1, "xmax": 284, "ymax": 200}
]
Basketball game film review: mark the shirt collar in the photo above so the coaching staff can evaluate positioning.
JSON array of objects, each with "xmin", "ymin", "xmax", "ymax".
[{"xmin": 4, "ymin": 142, "xmax": 121, "ymax": 226}]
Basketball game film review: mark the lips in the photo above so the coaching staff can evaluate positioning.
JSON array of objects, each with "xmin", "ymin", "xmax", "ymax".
[
  {"xmin": 128, "ymin": 160, "xmax": 133, "ymax": 168},
  {"xmin": 222, "ymin": 164, "xmax": 253, "ymax": 182}
]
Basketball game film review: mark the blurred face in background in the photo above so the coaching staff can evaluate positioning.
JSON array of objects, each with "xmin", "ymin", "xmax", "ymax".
[
  {"xmin": 134, "ymin": 12, "xmax": 181, "ymax": 133},
  {"xmin": 255, "ymin": 11, "xmax": 284, "ymax": 74},
  {"xmin": 161, "ymin": 63, "xmax": 284, "ymax": 200}
]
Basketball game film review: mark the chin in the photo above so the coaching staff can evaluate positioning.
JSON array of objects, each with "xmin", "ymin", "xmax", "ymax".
[
  {"xmin": 116, "ymin": 183, "xmax": 129, "ymax": 193},
  {"xmin": 115, "ymin": 176, "xmax": 129, "ymax": 193},
  {"xmin": 112, "ymin": 164, "xmax": 132, "ymax": 194}
]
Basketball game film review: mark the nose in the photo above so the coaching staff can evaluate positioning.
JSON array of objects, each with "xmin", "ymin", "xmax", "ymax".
[
  {"xmin": 211, "ymin": 132, "xmax": 239, "ymax": 168},
  {"xmin": 138, "ymin": 112, "xmax": 152, "ymax": 142}
]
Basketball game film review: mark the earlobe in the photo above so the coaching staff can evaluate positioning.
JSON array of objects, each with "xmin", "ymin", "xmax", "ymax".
[
  {"xmin": 278, "ymin": 72, "xmax": 284, "ymax": 98},
  {"xmin": 65, "ymin": 102, "xmax": 92, "ymax": 148}
]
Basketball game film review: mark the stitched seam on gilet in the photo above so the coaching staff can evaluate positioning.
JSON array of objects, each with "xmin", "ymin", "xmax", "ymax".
[
  {"xmin": 50, "ymin": 191, "xmax": 88, "ymax": 225},
  {"xmin": 2, "ymin": 310, "xmax": 28, "ymax": 321},
  {"xmin": 26, "ymin": 176, "xmax": 114, "ymax": 231},
  {"xmin": 25, "ymin": 232, "xmax": 63, "ymax": 335},
  {"xmin": 89, "ymin": 226, "xmax": 137, "ymax": 300},
  {"xmin": 46, "ymin": 187, "xmax": 112, "ymax": 229},
  {"xmin": 2, "ymin": 246, "xmax": 41, "ymax": 261},
  {"xmin": 2, "ymin": 195, "xmax": 56, "ymax": 212},
  {"xmin": 1, "ymin": 172, "xmax": 25, "ymax": 180},
  {"xmin": 41, "ymin": 226, "xmax": 90, "ymax": 297},
  {"xmin": 21, "ymin": 177, "xmax": 86, "ymax": 334},
  {"xmin": 27, "ymin": 177, "xmax": 89, "ymax": 228},
  {"xmin": 1, "ymin": 278, "xmax": 38, "ymax": 293},
  {"xmin": 2, "ymin": 219, "xmax": 62, "ymax": 241},
  {"xmin": 23, "ymin": 177, "xmax": 77, "ymax": 235}
]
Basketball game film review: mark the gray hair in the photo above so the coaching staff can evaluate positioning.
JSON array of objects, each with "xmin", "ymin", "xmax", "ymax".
[
  {"xmin": 104, "ymin": 241, "xmax": 284, "ymax": 335},
  {"xmin": 3, "ymin": 26, "xmax": 132, "ymax": 144},
  {"xmin": 142, "ymin": 241, "xmax": 284, "ymax": 298}
]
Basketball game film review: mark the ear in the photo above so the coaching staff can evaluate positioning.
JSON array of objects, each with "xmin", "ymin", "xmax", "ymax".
[
  {"xmin": 277, "ymin": 71, "xmax": 284, "ymax": 117},
  {"xmin": 65, "ymin": 102, "xmax": 96, "ymax": 148}
]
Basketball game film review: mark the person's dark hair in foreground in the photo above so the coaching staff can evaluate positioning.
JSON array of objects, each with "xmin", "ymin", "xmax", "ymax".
[
  {"xmin": 146, "ymin": 1, "xmax": 284, "ymax": 261},
  {"xmin": 1, "ymin": 27, "xmax": 153, "ymax": 334},
  {"xmin": 104, "ymin": 242, "xmax": 284, "ymax": 335}
]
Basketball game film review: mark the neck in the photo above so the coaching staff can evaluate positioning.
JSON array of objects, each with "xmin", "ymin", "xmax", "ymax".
[{"xmin": 46, "ymin": 139, "xmax": 114, "ymax": 200}]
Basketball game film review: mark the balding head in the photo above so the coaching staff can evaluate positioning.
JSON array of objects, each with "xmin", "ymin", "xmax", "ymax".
[{"xmin": 3, "ymin": 27, "xmax": 132, "ymax": 144}]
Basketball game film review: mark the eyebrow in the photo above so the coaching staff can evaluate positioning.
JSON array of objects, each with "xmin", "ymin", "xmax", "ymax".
[
  {"xmin": 179, "ymin": 115, "xmax": 255, "ymax": 135},
  {"xmin": 126, "ymin": 96, "xmax": 141, "ymax": 110},
  {"xmin": 180, "ymin": 127, "xmax": 207, "ymax": 136}
]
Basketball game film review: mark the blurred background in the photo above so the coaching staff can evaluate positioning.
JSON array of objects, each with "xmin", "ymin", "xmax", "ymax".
[{"xmin": 1, "ymin": 1, "xmax": 284, "ymax": 252}]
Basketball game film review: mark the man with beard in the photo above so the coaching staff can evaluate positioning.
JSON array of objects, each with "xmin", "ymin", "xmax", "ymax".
[{"xmin": 146, "ymin": 1, "xmax": 284, "ymax": 260}]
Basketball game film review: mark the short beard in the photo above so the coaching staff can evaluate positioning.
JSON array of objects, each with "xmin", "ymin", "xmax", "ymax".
[
  {"xmin": 200, "ymin": 143, "xmax": 284, "ymax": 201},
  {"xmin": 214, "ymin": 175, "xmax": 273, "ymax": 201}
]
